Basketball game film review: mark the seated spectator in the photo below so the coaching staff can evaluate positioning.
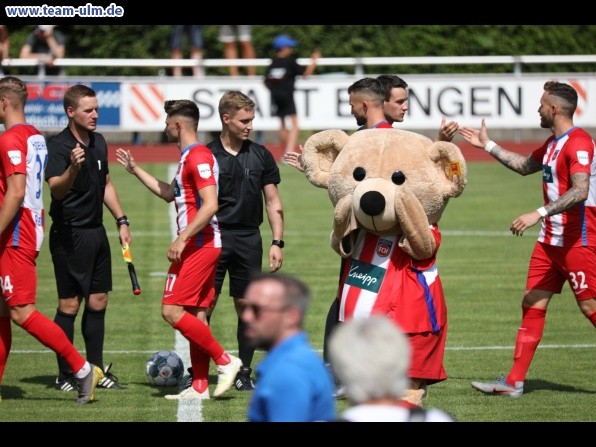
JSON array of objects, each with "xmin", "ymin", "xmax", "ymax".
[
  {"xmin": 170, "ymin": 25, "xmax": 203, "ymax": 78},
  {"xmin": 0, "ymin": 25, "xmax": 9, "ymax": 75},
  {"xmin": 19, "ymin": 25, "xmax": 65, "ymax": 76},
  {"xmin": 328, "ymin": 316, "xmax": 455, "ymax": 422},
  {"xmin": 219, "ymin": 25, "xmax": 256, "ymax": 76}
]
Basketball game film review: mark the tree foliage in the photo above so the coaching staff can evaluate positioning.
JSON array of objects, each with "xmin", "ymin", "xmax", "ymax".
[{"xmin": 5, "ymin": 25, "xmax": 596, "ymax": 77}]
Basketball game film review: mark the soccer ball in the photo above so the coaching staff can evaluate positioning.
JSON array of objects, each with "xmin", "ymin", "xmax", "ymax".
[{"xmin": 146, "ymin": 350, "xmax": 184, "ymax": 387}]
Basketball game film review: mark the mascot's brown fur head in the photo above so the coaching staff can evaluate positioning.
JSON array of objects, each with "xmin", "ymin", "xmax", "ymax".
[{"xmin": 301, "ymin": 128, "xmax": 467, "ymax": 259}]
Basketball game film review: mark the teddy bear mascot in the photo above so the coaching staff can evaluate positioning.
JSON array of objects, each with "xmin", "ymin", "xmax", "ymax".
[{"xmin": 301, "ymin": 128, "xmax": 467, "ymax": 407}]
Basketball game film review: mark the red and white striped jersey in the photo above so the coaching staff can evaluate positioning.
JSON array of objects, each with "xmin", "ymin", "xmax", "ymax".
[
  {"xmin": 337, "ymin": 226, "xmax": 446, "ymax": 333},
  {"xmin": 174, "ymin": 143, "xmax": 221, "ymax": 248},
  {"xmin": 0, "ymin": 123, "xmax": 46, "ymax": 252},
  {"xmin": 531, "ymin": 127, "xmax": 596, "ymax": 247}
]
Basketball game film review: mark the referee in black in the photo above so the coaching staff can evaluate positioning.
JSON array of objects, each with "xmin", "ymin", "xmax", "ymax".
[
  {"xmin": 45, "ymin": 84, "xmax": 130, "ymax": 392},
  {"xmin": 204, "ymin": 90, "xmax": 284, "ymax": 391}
]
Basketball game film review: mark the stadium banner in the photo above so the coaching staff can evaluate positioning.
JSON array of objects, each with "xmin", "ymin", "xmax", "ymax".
[
  {"xmin": 24, "ymin": 75, "xmax": 595, "ymax": 132},
  {"xmin": 24, "ymin": 81, "xmax": 121, "ymax": 130}
]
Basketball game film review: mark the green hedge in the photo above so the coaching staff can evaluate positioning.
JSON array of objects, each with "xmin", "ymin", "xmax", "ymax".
[{"xmin": 6, "ymin": 25, "xmax": 596, "ymax": 77}]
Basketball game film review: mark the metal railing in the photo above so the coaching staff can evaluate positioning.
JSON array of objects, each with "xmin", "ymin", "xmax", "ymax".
[{"xmin": 4, "ymin": 54, "xmax": 596, "ymax": 78}]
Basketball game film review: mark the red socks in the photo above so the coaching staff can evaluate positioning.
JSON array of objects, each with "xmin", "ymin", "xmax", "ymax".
[
  {"xmin": 21, "ymin": 310, "xmax": 86, "ymax": 374},
  {"xmin": 587, "ymin": 310, "xmax": 596, "ymax": 327},
  {"xmin": 507, "ymin": 307, "xmax": 546, "ymax": 385},
  {"xmin": 0, "ymin": 316, "xmax": 11, "ymax": 382},
  {"xmin": 189, "ymin": 341, "xmax": 209, "ymax": 393},
  {"xmin": 173, "ymin": 312, "xmax": 225, "ymax": 361},
  {"xmin": 214, "ymin": 351, "xmax": 231, "ymax": 366}
]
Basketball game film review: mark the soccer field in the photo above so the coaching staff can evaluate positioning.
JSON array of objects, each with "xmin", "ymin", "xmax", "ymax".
[{"xmin": 1, "ymin": 159, "xmax": 594, "ymax": 423}]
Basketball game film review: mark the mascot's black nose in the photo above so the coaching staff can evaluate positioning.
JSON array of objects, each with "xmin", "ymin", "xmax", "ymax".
[{"xmin": 360, "ymin": 191, "xmax": 385, "ymax": 216}]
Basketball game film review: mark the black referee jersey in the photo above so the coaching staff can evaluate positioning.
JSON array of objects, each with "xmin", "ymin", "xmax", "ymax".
[
  {"xmin": 45, "ymin": 127, "xmax": 109, "ymax": 227},
  {"xmin": 207, "ymin": 138, "xmax": 280, "ymax": 230}
]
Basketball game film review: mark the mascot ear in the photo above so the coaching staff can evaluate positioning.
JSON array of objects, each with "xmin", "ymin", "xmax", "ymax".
[
  {"xmin": 302, "ymin": 129, "xmax": 349, "ymax": 189},
  {"xmin": 332, "ymin": 196, "xmax": 358, "ymax": 257},
  {"xmin": 428, "ymin": 141, "xmax": 467, "ymax": 198}
]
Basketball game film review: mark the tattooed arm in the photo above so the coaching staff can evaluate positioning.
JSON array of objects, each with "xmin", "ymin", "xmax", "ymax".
[
  {"xmin": 458, "ymin": 118, "xmax": 542, "ymax": 175},
  {"xmin": 509, "ymin": 171, "xmax": 589, "ymax": 236}
]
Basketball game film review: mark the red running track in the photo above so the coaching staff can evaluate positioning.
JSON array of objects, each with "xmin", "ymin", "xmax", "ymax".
[{"xmin": 109, "ymin": 142, "xmax": 540, "ymax": 164}]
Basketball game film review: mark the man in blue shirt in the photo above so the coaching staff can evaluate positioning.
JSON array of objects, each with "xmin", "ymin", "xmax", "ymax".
[{"xmin": 242, "ymin": 273, "xmax": 336, "ymax": 422}]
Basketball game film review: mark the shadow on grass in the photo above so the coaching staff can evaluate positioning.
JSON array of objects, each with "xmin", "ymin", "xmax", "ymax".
[
  {"xmin": 144, "ymin": 373, "xmax": 239, "ymax": 399},
  {"xmin": 18, "ymin": 373, "xmax": 238, "ymax": 399},
  {"xmin": 147, "ymin": 384, "xmax": 182, "ymax": 397},
  {"xmin": 524, "ymin": 379, "xmax": 596, "ymax": 396},
  {"xmin": 20, "ymin": 375, "xmax": 169, "ymax": 394},
  {"xmin": 19, "ymin": 374, "xmax": 55, "ymax": 388},
  {"xmin": 450, "ymin": 375, "xmax": 596, "ymax": 396},
  {"xmin": 0, "ymin": 384, "xmax": 25, "ymax": 399}
]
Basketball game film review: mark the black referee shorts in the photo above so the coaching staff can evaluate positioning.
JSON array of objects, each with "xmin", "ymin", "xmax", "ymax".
[
  {"xmin": 215, "ymin": 228, "xmax": 262, "ymax": 299},
  {"xmin": 49, "ymin": 224, "xmax": 112, "ymax": 299}
]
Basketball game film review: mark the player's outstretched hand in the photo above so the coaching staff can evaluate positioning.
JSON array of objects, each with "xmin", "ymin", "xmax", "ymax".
[
  {"xmin": 284, "ymin": 147, "xmax": 305, "ymax": 172},
  {"xmin": 437, "ymin": 117, "xmax": 459, "ymax": 142},
  {"xmin": 458, "ymin": 118, "xmax": 490, "ymax": 148},
  {"xmin": 116, "ymin": 148, "xmax": 137, "ymax": 174}
]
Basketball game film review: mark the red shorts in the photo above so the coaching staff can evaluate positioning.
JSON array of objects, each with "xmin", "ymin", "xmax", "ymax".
[
  {"xmin": 527, "ymin": 242, "xmax": 596, "ymax": 301},
  {"xmin": 162, "ymin": 245, "xmax": 220, "ymax": 308},
  {"xmin": 407, "ymin": 322, "xmax": 447, "ymax": 384},
  {"xmin": 0, "ymin": 247, "xmax": 38, "ymax": 307}
]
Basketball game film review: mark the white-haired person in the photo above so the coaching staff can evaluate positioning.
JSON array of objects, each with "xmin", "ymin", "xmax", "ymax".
[{"xmin": 328, "ymin": 316, "xmax": 454, "ymax": 422}]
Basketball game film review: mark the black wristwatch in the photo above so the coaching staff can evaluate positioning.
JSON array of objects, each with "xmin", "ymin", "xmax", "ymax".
[
  {"xmin": 116, "ymin": 215, "xmax": 130, "ymax": 227},
  {"xmin": 271, "ymin": 239, "xmax": 285, "ymax": 248}
]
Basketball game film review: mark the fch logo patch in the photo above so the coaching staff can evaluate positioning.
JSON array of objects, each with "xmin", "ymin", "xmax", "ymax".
[{"xmin": 376, "ymin": 238, "xmax": 393, "ymax": 257}]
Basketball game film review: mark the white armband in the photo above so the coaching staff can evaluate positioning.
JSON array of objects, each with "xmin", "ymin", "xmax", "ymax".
[
  {"xmin": 484, "ymin": 141, "xmax": 498, "ymax": 153},
  {"xmin": 537, "ymin": 207, "xmax": 548, "ymax": 218}
]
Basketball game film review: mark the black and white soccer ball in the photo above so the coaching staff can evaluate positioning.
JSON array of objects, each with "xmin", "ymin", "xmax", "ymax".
[{"xmin": 146, "ymin": 350, "xmax": 184, "ymax": 387}]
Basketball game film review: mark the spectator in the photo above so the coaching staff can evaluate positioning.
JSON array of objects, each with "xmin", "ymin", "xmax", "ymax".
[
  {"xmin": 328, "ymin": 316, "xmax": 455, "ymax": 422},
  {"xmin": 242, "ymin": 273, "xmax": 336, "ymax": 422},
  {"xmin": 19, "ymin": 25, "xmax": 65, "ymax": 76},
  {"xmin": 170, "ymin": 25, "xmax": 203, "ymax": 78},
  {"xmin": 219, "ymin": 25, "xmax": 256, "ymax": 76},
  {"xmin": 0, "ymin": 26, "xmax": 9, "ymax": 76},
  {"xmin": 264, "ymin": 34, "xmax": 320, "ymax": 158}
]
